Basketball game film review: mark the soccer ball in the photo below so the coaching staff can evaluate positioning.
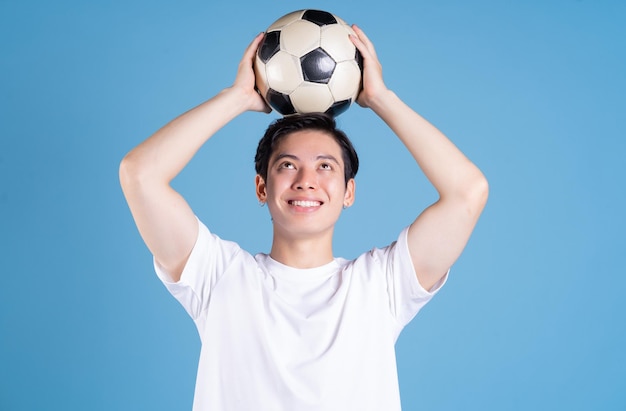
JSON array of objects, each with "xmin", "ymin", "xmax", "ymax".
[{"xmin": 254, "ymin": 9, "xmax": 363, "ymax": 117}]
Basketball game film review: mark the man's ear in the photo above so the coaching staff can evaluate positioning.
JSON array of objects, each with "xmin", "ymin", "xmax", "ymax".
[
  {"xmin": 255, "ymin": 175, "xmax": 267, "ymax": 203},
  {"xmin": 343, "ymin": 178, "xmax": 356, "ymax": 207}
]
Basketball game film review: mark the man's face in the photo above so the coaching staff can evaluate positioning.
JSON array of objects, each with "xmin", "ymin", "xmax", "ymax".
[{"xmin": 256, "ymin": 130, "xmax": 355, "ymax": 240}]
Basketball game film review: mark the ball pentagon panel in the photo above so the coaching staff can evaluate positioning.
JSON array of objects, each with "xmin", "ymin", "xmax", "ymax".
[
  {"xmin": 300, "ymin": 48, "xmax": 336, "ymax": 84},
  {"xmin": 258, "ymin": 31, "xmax": 281, "ymax": 63},
  {"xmin": 355, "ymin": 48, "xmax": 364, "ymax": 72},
  {"xmin": 301, "ymin": 9, "xmax": 337, "ymax": 26},
  {"xmin": 326, "ymin": 99, "xmax": 352, "ymax": 117},
  {"xmin": 254, "ymin": 55, "xmax": 270, "ymax": 98},
  {"xmin": 267, "ymin": 89, "xmax": 297, "ymax": 115}
]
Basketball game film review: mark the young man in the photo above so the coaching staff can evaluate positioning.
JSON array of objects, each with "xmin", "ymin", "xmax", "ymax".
[{"xmin": 120, "ymin": 26, "xmax": 488, "ymax": 410}]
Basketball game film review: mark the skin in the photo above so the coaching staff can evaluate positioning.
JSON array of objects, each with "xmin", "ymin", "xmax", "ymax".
[{"xmin": 119, "ymin": 25, "xmax": 488, "ymax": 291}]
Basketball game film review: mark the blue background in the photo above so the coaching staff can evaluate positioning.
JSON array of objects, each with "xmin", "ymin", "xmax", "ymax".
[{"xmin": 1, "ymin": 0, "xmax": 625, "ymax": 409}]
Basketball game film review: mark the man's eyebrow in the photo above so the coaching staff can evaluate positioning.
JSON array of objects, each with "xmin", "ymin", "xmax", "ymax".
[
  {"xmin": 316, "ymin": 154, "xmax": 341, "ymax": 165},
  {"xmin": 271, "ymin": 153, "xmax": 299, "ymax": 165},
  {"xmin": 272, "ymin": 153, "xmax": 341, "ymax": 165},
  {"xmin": 274, "ymin": 153, "xmax": 299, "ymax": 161}
]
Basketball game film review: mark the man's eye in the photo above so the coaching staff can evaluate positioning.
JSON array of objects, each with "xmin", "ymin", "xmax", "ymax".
[
  {"xmin": 279, "ymin": 162, "xmax": 294, "ymax": 169},
  {"xmin": 320, "ymin": 163, "xmax": 332, "ymax": 170}
]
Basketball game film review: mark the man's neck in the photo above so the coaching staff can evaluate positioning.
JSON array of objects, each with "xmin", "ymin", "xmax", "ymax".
[{"xmin": 269, "ymin": 232, "xmax": 334, "ymax": 269}]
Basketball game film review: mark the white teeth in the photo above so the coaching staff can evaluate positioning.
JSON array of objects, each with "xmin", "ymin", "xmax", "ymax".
[{"xmin": 291, "ymin": 200, "xmax": 321, "ymax": 207}]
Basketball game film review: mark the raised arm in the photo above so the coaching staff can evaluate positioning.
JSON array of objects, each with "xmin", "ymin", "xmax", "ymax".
[
  {"xmin": 351, "ymin": 26, "xmax": 489, "ymax": 291},
  {"xmin": 119, "ymin": 33, "xmax": 269, "ymax": 282}
]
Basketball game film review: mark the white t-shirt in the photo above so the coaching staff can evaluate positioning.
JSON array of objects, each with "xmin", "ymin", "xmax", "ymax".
[{"xmin": 155, "ymin": 219, "xmax": 446, "ymax": 411}]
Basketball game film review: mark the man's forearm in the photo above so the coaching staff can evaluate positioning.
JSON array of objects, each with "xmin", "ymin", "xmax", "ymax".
[{"xmin": 368, "ymin": 89, "xmax": 486, "ymax": 199}]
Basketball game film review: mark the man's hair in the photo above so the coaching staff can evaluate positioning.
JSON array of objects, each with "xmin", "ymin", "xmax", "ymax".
[{"xmin": 254, "ymin": 113, "xmax": 359, "ymax": 185}]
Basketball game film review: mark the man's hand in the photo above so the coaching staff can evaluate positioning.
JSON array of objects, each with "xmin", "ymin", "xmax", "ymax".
[
  {"xmin": 349, "ymin": 25, "xmax": 388, "ymax": 109},
  {"xmin": 229, "ymin": 32, "xmax": 271, "ymax": 114}
]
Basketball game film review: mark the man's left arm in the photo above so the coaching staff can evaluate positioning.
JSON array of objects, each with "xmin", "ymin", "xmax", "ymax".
[{"xmin": 351, "ymin": 26, "xmax": 489, "ymax": 291}]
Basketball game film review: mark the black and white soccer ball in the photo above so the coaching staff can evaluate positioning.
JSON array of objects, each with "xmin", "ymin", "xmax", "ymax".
[{"xmin": 254, "ymin": 9, "xmax": 363, "ymax": 117}]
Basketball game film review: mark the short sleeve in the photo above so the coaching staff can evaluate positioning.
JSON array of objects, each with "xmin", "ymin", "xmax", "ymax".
[
  {"xmin": 154, "ymin": 217, "xmax": 242, "ymax": 320},
  {"xmin": 383, "ymin": 226, "xmax": 448, "ymax": 328}
]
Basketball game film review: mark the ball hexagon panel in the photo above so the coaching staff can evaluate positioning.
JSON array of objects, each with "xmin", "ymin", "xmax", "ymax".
[
  {"xmin": 280, "ymin": 20, "xmax": 321, "ymax": 56},
  {"xmin": 320, "ymin": 24, "xmax": 356, "ymax": 62},
  {"xmin": 334, "ymin": 16, "xmax": 350, "ymax": 27},
  {"xmin": 290, "ymin": 83, "xmax": 334, "ymax": 113},
  {"xmin": 266, "ymin": 10, "xmax": 305, "ymax": 32},
  {"xmin": 301, "ymin": 9, "xmax": 337, "ymax": 26},
  {"xmin": 300, "ymin": 48, "xmax": 336, "ymax": 84},
  {"xmin": 265, "ymin": 51, "xmax": 303, "ymax": 93},
  {"xmin": 328, "ymin": 60, "xmax": 361, "ymax": 100}
]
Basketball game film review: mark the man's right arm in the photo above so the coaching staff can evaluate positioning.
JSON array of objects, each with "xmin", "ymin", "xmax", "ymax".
[{"xmin": 119, "ymin": 33, "xmax": 269, "ymax": 282}]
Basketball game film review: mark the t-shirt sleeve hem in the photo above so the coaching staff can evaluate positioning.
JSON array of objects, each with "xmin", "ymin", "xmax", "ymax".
[
  {"xmin": 398, "ymin": 226, "xmax": 449, "ymax": 299},
  {"xmin": 153, "ymin": 216, "xmax": 207, "ymax": 289},
  {"xmin": 152, "ymin": 217, "xmax": 210, "ymax": 320}
]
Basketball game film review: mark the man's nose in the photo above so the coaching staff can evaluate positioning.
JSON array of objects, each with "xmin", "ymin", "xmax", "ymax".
[{"xmin": 294, "ymin": 168, "xmax": 317, "ymax": 190}]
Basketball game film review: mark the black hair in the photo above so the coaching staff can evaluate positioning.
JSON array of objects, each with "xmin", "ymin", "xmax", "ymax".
[{"xmin": 254, "ymin": 113, "xmax": 359, "ymax": 185}]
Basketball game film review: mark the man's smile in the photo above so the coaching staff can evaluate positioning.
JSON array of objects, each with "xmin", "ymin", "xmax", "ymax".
[{"xmin": 288, "ymin": 200, "xmax": 323, "ymax": 207}]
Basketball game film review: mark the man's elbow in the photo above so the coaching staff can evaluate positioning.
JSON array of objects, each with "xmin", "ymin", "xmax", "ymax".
[
  {"xmin": 465, "ymin": 172, "xmax": 489, "ymax": 215},
  {"xmin": 119, "ymin": 153, "xmax": 136, "ymax": 190},
  {"xmin": 119, "ymin": 151, "xmax": 151, "ymax": 191}
]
